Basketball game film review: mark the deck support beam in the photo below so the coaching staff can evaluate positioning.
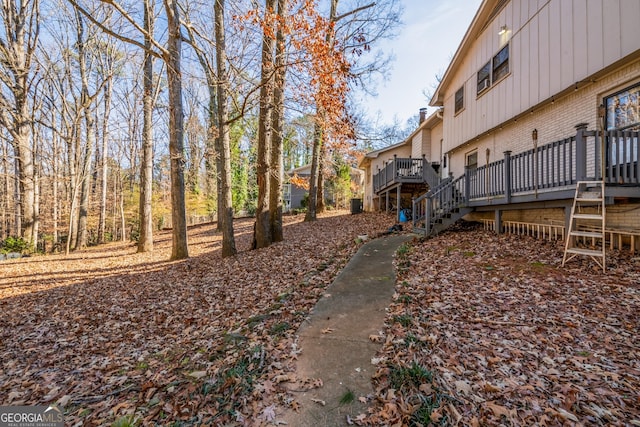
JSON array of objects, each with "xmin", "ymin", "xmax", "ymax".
[
  {"xmin": 564, "ymin": 204, "xmax": 572, "ymax": 239},
  {"xmin": 396, "ymin": 185, "xmax": 401, "ymax": 222}
]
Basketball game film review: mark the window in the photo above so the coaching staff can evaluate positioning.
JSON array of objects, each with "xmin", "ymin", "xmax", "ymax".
[
  {"xmin": 492, "ymin": 44, "xmax": 509, "ymax": 83},
  {"xmin": 476, "ymin": 43, "xmax": 510, "ymax": 95},
  {"xmin": 454, "ymin": 86, "xmax": 464, "ymax": 114},
  {"xmin": 477, "ymin": 62, "xmax": 491, "ymax": 94},
  {"xmin": 466, "ymin": 151, "xmax": 478, "ymax": 170},
  {"xmin": 605, "ymin": 82, "xmax": 640, "ymax": 131}
]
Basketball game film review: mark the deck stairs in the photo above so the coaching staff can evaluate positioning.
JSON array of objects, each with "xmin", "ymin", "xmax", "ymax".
[
  {"xmin": 562, "ymin": 181, "xmax": 606, "ymax": 271},
  {"xmin": 412, "ymin": 175, "xmax": 473, "ymax": 236}
]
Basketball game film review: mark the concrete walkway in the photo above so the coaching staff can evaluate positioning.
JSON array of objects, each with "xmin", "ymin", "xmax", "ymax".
[{"xmin": 280, "ymin": 234, "xmax": 413, "ymax": 426}]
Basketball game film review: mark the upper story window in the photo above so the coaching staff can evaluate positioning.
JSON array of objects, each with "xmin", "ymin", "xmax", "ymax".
[
  {"xmin": 477, "ymin": 62, "xmax": 491, "ymax": 94},
  {"xmin": 454, "ymin": 86, "xmax": 464, "ymax": 114},
  {"xmin": 477, "ymin": 43, "xmax": 510, "ymax": 95},
  {"xmin": 492, "ymin": 44, "xmax": 509, "ymax": 82}
]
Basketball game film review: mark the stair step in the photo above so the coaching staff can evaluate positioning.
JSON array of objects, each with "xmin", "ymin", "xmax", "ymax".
[
  {"xmin": 576, "ymin": 197, "xmax": 602, "ymax": 202},
  {"xmin": 573, "ymin": 213, "xmax": 603, "ymax": 220},
  {"xmin": 578, "ymin": 191, "xmax": 601, "ymax": 199},
  {"xmin": 570, "ymin": 231, "xmax": 603, "ymax": 238},
  {"xmin": 565, "ymin": 247, "xmax": 604, "ymax": 257}
]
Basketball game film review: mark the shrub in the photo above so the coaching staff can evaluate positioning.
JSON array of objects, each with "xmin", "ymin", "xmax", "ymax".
[{"xmin": 1, "ymin": 236, "xmax": 29, "ymax": 254}]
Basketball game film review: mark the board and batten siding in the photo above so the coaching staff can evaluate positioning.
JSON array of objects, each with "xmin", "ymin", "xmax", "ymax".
[
  {"xmin": 446, "ymin": 57, "xmax": 640, "ymax": 178},
  {"xmin": 411, "ymin": 129, "xmax": 428, "ymax": 160},
  {"xmin": 431, "ymin": 122, "xmax": 444, "ymax": 171},
  {"xmin": 441, "ymin": 0, "xmax": 640, "ymax": 156}
]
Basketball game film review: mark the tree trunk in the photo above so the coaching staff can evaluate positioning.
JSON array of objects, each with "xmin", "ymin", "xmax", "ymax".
[
  {"xmin": 316, "ymin": 144, "xmax": 325, "ymax": 213},
  {"xmin": 67, "ymin": 125, "xmax": 79, "ymax": 250},
  {"xmin": 138, "ymin": 0, "xmax": 154, "ymax": 253},
  {"xmin": 14, "ymin": 160, "xmax": 21, "ymax": 235},
  {"xmin": 0, "ymin": 0, "xmax": 39, "ymax": 246},
  {"xmin": 205, "ymin": 94, "xmax": 220, "ymax": 231},
  {"xmin": 75, "ymin": 112, "xmax": 95, "ymax": 250},
  {"xmin": 14, "ymin": 112, "xmax": 36, "ymax": 244},
  {"xmin": 119, "ymin": 172, "xmax": 126, "ymax": 241},
  {"xmin": 214, "ymin": 0, "xmax": 237, "ymax": 257},
  {"xmin": 33, "ymin": 132, "xmax": 40, "ymax": 249},
  {"xmin": 305, "ymin": 120, "xmax": 322, "ymax": 222},
  {"xmin": 253, "ymin": 0, "xmax": 276, "ymax": 249},
  {"xmin": 98, "ymin": 78, "xmax": 112, "ymax": 244},
  {"xmin": 74, "ymin": 10, "xmax": 94, "ymax": 250},
  {"xmin": 1, "ymin": 141, "xmax": 9, "ymax": 239},
  {"xmin": 305, "ymin": 0, "xmax": 338, "ymax": 222},
  {"xmin": 164, "ymin": 0, "xmax": 189, "ymax": 260},
  {"xmin": 269, "ymin": 0, "xmax": 287, "ymax": 242},
  {"xmin": 52, "ymin": 124, "xmax": 59, "ymax": 250}
]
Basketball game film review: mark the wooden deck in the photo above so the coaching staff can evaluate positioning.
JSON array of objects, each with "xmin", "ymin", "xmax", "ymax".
[
  {"xmin": 413, "ymin": 128, "xmax": 640, "ymax": 235},
  {"xmin": 373, "ymin": 156, "xmax": 440, "ymax": 194}
]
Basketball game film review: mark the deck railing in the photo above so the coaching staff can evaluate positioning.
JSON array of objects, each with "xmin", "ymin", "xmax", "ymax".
[
  {"xmin": 413, "ymin": 128, "xmax": 640, "ymax": 234},
  {"xmin": 603, "ymin": 130, "xmax": 640, "ymax": 184},
  {"xmin": 373, "ymin": 156, "xmax": 440, "ymax": 193}
]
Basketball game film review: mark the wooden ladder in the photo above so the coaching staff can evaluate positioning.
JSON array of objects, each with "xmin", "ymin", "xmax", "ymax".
[{"xmin": 562, "ymin": 181, "xmax": 606, "ymax": 271}]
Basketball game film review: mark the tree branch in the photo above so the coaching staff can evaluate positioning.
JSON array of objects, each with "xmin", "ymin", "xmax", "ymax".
[
  {"xmin": 333, "ymin": 2, "xmax": 376, "ymax": 23},
  {"xmin": 66, "ymin": 0, "xmax": 166, "ymax": 59}
]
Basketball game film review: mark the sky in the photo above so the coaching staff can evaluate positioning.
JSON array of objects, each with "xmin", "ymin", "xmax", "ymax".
[{"xmin": 360, "ymin": 0, "xmax": 483, "ymax": 126}]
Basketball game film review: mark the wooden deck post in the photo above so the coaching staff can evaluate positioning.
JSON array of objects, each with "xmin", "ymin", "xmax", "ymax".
[
  {"xmin": 464, "ymin": 166, "xmax": 471, "ymax": 202},
  {"xmin": 385, "ymin": 190, "xmax": 389, "ymax": 213},
  {"xmin": 504, "ymin": 151, "xmax": 512, "ymax": 203},
  {"xmin": 426, "ymin": 197, "xmax": 432, "ymax": 235},
  {"xmin": 563, "ymin": 204, "xmax": 572, "ymax": 240},
  {"xmin": 396, "ymin": 185, "xmax": 401, "ymax": 222},
  {"xmin": 393, "ymin": 155, "xmax": 397, "ymax": 179},
  {"xmin": 495, "ymin": 209, "xmax": 502, "ymax": 234},
  {"xmin": 575, "ymin": 123, "xmax": 588, "ymax": 181}
]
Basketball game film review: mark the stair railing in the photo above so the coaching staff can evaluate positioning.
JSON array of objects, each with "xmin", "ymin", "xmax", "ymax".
[{"xmin": 413, "ymin": 174, "xmax": 467, "ymax": 234}]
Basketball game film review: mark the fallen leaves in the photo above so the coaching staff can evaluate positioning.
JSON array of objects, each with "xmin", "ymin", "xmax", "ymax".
[
  {"xmin": 0, "ymin": 211, "xmax": 392, "ymax": 425},
  {"xmin": 368, "ymin": 222, "xmax": 640, "ymax": 426}
]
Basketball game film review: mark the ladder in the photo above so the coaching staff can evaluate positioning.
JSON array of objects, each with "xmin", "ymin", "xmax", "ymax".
[{"xmin": 562, "ymin": 181, "xmax": 606, "ymax": 271}]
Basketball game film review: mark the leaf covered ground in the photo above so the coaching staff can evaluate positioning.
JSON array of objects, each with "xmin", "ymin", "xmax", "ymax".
[
  {"xmin": 367, "ymin": 222, "xmax": 640, "ymax": 426},
  {"xmin": 2, "ymin": 215, "xmax": 639, "ymax": 426},
  {"xmin": 0, "ymin": 211, "xmax": 393, "ymax": 426}
]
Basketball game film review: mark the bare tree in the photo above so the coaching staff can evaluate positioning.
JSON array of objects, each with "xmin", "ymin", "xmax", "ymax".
[
  {"xmin": 0, "ymin": 0, "xmax": 40, "ymax": 246},
  {"xmin": 163, "ymin": 0, "xmax": 188, "ymax": 259},
  {"xmin": 138, "ymin": 0, "xmax": 154, "ymax": 252},
  {"xmin": 70, "ymin": 0, "xmax": 190, "ymax": 259},
  {"xmin": 268, "ymin": 0, "xmax": 287, "ymax": 242},
  {"xmin": 305, "ymin": 0, "xmax": 398, "ymax": 221},
  {"xmin": 214, "ymin": 0, "xmax": 237, "ymax": 257},
  {"xmin": 74, "ymin": 8, "xmax": 99, "ymax": 250},
  {"xmin": 253, "ymin": 0, "xmax": 276, "ymax": 249}
]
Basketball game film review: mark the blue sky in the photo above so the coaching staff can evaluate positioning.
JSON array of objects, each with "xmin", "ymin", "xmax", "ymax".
[{"xmin": 361, "ymin": 0, "xmax": 482, "ymax": 125}]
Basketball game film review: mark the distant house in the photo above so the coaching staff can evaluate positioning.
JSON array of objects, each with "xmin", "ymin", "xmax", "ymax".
[
  {"xmin": 361, "ymin": 0, "xmax": 640, "ymax": 252},
  {"xmin": 285, "ymin": 164, "xmax": 365, "ymax": 211},
  {"xmin": 358, "ymin": 109, "xmax": 443, "ymax": 214}
]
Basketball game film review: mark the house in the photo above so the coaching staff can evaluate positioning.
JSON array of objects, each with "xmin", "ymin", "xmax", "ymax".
[
  {"xmin": 358, "ymin": 109, "xmax": 443, "ymax": 213},
  {"xmin": 285, "ymin": 163, "xmax": 365, "ymax": 211},
  {"xmin": 364, "ymin": 0, "xmax": 640, "ymax": 253}
]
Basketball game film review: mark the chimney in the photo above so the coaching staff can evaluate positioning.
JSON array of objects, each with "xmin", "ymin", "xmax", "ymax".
[{"xmin": 419, "ymin": 107, "xmax": 428, "ymax": 124}]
